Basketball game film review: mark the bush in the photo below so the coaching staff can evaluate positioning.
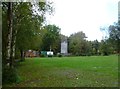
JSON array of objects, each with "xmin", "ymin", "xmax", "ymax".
[
  {"xmin": 86, "ymin": 53, "xmax": 91, "ymax": 56},
  {"xmin": 2, "ymin": 66, "xmax": 19, "ymax": 84},
  {"xmin": 40, "ymin": 54, "xmax": 46, "ymax": 57},
  {"xmin": 48, "ymin": 55, "xmax": 52, "ymax": 57},
  {"xmin": 103, "ymin": 52, "xmax": 109, "ymax": 56},
  {"xmin": 58, "ymin": 54, "xmax": 62, "ymax": 57}
]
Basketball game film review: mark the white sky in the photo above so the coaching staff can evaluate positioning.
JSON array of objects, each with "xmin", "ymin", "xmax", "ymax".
[{"xmin": 46, "ymin": 0, "xmax": 119, "ymax": 41}]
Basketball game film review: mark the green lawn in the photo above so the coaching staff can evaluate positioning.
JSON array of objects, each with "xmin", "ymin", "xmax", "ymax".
[{"xmin": 5, "ymin": 55, "xmax": 118, "ymax": 87}]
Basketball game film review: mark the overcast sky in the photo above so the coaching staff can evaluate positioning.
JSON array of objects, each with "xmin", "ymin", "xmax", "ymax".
[{"xmin": 46, "ymin": 0, "xmax": 119, "ymax": 41}]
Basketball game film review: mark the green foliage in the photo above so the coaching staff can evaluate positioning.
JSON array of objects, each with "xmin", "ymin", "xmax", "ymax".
[
  {"xmin": 14, "ymin": 2, "xmax": 42, "ymax": 50},
  {"xmin": 91, "ymin": 40, "xmax": 99, "ymax": 55},
  {"xmin": 40, "ymin": 54, "xmax": 46, "ymax": 57},
  {"xmin": 100, "ymin": 22, "xmax": 120, "ymax": 55},
  {"xmin": 108, "ymin": 23, "xmax": 120, "ymax": 53},
  {"xmin": 99, "ymin": 40, "xmax": 110, "ymax": 56},
  {"xmin": 57, "ymin": 53, "xmax": 62, "ymax": 57},
  {"xmin": 2, "ymin": 66, "xmax": 19, "ymax": 84},
  {"xmin": 15, "ymin": 49, "xmax": 21, "ymax": 59},
  {"xmin": 48, "ymin": 55, "xmax": 53, "ymax": 57},
  {"xmin": 41, "ymin": 25, "xmax": 61, "ymax": 54},
  {"xmin": 68, "ymin": 31, "xmax": 91, "ymax": 56}
]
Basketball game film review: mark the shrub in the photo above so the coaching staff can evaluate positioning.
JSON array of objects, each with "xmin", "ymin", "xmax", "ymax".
[
  {"xmin": 48, "ymin": 55, "xmax": 52, "ymax": 57},
  {"xmin": 58, "ymin": 54, "xmax": 62, "ymax": 57},
  {"xmin": 103, "ymin": 52, "xmax": 109, "ymax": 56},
  {"xmin": 40, "ymin": 54, "xmax": 45, "ymax": 57},
  {"xmin": 2, "ymin": 66, "xmax": 19, "ymax": 84}
]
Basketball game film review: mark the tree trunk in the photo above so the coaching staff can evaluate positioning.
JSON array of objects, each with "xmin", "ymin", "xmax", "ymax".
[
  {"xmin": 10, "ymin": 27, "xmax": 18, "ymax": 66},
  {"xmin": 6, "ymin": 2, "xmax": 13, "ymax": 68},
  {"xmin": 20, "ymin": 50, "xmax": 25, "ymax": 61}
]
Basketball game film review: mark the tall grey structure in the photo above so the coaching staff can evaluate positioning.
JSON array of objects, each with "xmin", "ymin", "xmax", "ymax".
[{"xmin": 61, "ymin": 37, "xmax": 68, "ymax": 54}]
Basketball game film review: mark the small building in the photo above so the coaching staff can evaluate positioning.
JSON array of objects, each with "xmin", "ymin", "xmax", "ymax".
[{"xmin": 25, "ymin": 50, "xmax": 39, "ymax": 57}]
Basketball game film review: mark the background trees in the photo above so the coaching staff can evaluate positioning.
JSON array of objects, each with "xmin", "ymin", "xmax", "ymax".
[
  {"xmin": 97, "ymin": 21, "xmax": 120, "ymax": 56},
  {"xmin": 67, "ymin": 25, "xmax": 119, "ymax": 56},
  {"xmin": 99, "ymin": 22, "xmax": 120, "ymax": 55}
]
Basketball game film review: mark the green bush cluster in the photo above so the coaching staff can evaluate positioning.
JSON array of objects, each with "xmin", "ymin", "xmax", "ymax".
[
  {"xmin": 57, "ymin": 53, "xmax": 62, "ymax": 57},
  {"xmin": 2, "ymin": 66, "xmax": 19, "ymax": 84},
  {"xmin": 48, "ymin": 55, "xmax": 53, "ymax": 57},
  {"xmin": 40, "ymin": 54, "xmax": 46, "ymax": 57}
]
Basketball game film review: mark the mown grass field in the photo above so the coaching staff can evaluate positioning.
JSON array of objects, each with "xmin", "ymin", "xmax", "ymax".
[{"xmin": 5, "ymin": 55, "xmax": 118, "ymax": 87}]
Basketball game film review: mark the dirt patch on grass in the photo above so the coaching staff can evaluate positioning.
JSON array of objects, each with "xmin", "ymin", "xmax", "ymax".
[{"xmin": 51, "ymin": 69, "xmax": 80, "ymax": 80}]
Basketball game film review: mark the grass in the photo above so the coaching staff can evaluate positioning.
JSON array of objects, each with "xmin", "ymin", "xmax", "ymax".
[{"xmin": 4, "ymin": 55, "xmax": 118, "ymax": 87}]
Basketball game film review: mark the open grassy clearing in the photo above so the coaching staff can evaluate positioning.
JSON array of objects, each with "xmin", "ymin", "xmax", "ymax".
[{"xmin": 4, "ymin": 55, "xmax": 118, "ymax": 87}]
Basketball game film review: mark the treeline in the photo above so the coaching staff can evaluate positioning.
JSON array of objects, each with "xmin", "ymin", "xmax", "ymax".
[
  {"xmin": 67, "ymin": 26, "xmax": 120, "ymax": 56},
  {"xmin": 68, "ymin": 33, "xmax": 117, "ymax": 56},
  {"xmin": 68, "ymin": 22, "xmax": 120, "ymax": 56},
  {"xmin": 38, "ymin": 23, "xmax": 120, "ymax": 57},
  {"xmin": 37, "ymin": 24, "xmax": 120, "ymax": 57}
]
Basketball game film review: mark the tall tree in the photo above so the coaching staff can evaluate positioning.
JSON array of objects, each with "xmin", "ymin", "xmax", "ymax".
[
  {"xmin": 99, "ymin": 39, "xmax": 110, "ymax": 55},
  {"xmin": 68, "ymin": 31, "xmax": 90, "ymax": 56},
  {"xmin": 100, "ymin": 22, "xmax": 120, "ymax": 55},
  {"xmin": 6, "ymin": 2, "xmax": 13, "ymax": 67},
  {"xmin": 91, "ymin": 40, "xmax": 99, "ymax": 55},
  {"xmin": 108, "ymin": 23, "xmax": 120, "ymax": 54},
  {"xmin": 13, "ymin": 1, "xmax": 53, "ymax": 60},
  {"xmin": 41, "ymin": 24, "xmax": 61, "ymax": 54}
]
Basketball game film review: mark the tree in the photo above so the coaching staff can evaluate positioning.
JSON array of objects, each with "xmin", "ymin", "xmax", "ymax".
[
  {"xmin": 100, "ymin": 22, "xmax": 120, "ymax": 55},
  {"xmin": 2, "ymin": 2, "xmax": 19, "ymax": 84},
  {"xmin": 99, "ymin": 40, "xmax": 109, "ymax": 55},
  {"xmin": 11, "ymin": 2, "xmax": 53, "ymax": 61},
  {"xmin": 108, "ymin": 23, "xmax": 120, "ymax": 54},
  {"xmin": 91, "ymin": 40, "xmax": 99, "ymax": 55},
  {"xmin": 68, "ymin": 31, "xmax": 91, "ymax": 56},
  {"xmin": 41, "ymin": 24, "xmax": 61, "ymax": 54},
  {"xmin": 15, "ymin": 2, "xmax": 36, "ymax": 60},
  {"xmin": 5, "ymin": 2, "xmax": 13, "ymax": 67}
]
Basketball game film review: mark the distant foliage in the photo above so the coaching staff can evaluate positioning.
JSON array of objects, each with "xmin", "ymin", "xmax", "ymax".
[{"xmin": 57, "ymin": 53, "xmax": 62, "ymax": 57}]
